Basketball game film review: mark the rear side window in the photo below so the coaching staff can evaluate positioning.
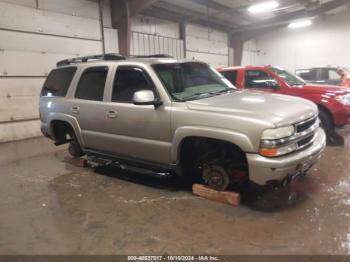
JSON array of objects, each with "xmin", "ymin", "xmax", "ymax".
[
  {"xmin": 296, "ymin": 69, "xmax": 316, "ymax": 81},
  {"xmin": 328, "ymin": 69, "xmax": 340, "ymax": 81},
  {"xmin": 41, "ymin": 67, "xmax": 77, "ymax": 97},
  {"xmin": 221, "ymin": 71, "xmax": 237, "ymax": 85},
  {"xmin": 75, "ymin": 66, "xmax": 108, "ymax": 101},
  {"xmin": 112, "ymin": 66, "xmax": 156, "ymax": 103}
]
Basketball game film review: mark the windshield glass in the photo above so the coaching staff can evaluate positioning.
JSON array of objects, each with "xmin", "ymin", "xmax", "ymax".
[
  {"xmin": 271, "ymin": 67, "xmax": 305, "ymax": 86},
  {"xmin": 152, "ymin": 62, "xmax": 235, "ymax": 101}
]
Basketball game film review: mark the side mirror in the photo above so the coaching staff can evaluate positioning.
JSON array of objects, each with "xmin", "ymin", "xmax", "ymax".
[{"xmin": 132, "ymin": 90, "xmax": 162, "ymax": 108}]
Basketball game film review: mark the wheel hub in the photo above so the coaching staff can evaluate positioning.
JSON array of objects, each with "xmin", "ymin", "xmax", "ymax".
[{"xmin": 202, "ymin": 165, "xmax": 230, "ymax": 191}]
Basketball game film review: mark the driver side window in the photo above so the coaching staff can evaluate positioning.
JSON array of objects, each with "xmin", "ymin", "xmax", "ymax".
[
  {"xmin": 112, "ymin": 66, "xmax": 157, "ymax": 103},
  {"xmin": 245, "ymin": 70, "xmax": 278, "ymax": 89}
]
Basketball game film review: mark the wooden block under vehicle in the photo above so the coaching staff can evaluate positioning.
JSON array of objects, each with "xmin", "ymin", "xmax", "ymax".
[
  {"xmin": 192, "ymin": 184, "xmax": 240, "ymax": 207},
  {"xmin": 64, "ymin": 156, "xmax": 88, "ymax": 168}
]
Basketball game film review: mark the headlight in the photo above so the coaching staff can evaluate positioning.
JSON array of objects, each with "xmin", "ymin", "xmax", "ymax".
[
  {"xmin": 260, "ymin": 125, "xmax": 295, "ymax": 157},
  {"xmin": 260, "ymin": 143, "xmax": 298, "ymax": 157},
  {"xmin": 261, "ymin": 125, "xmax": 295, "ymax": 140},
  {"xmin": 335, "ymin": 94, "xmax": 350, "ymax": 105}
]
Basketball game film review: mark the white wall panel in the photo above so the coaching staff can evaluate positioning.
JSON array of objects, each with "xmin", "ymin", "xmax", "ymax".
[
  {"xmin": 185, "ymin": 23, "xmax": 228, "ymax": 67},
  {"xmin": 0, "ymin": 77, "xmax": 44, "ymax": 97},
  {"xmin": 131, "ymin": 32, "xmax": 184, "ymax": 59},
  {"xmin": 0, "ymin": 96, "xmax": 39, "ymax": 122},
  {"xmin": 186, "ymin": 23, "xmax": 228, "ymax": 55},
  {"xmin": 0, "ymin": 30, "xmax": 102, "ymax": 55},
  {"xmin": 38, "ymin": 0, "xmax": 100, "ymax": 20},
  {"xmin": 132, "ymin": 15, "xmax": 179, "ymax": 39},
  {"xmin": 186, "ymin": 51, "xmax": 228, "ymax": 68},
  {"xmin": 254, "ymin": 11, "xmax": 350, "ymax": 72},
  {"xmin": 0, "ymin": 1, "xmax": 101, "ymax": 40},
  {"xmin": 0, "ymin": 120, "xmax": 41, "ymax": 143},
  {"xmin": 0, "ymin": 78, "xmax": 43, "ymax": 122},
  {"xmin": 0, "ymin": 50, "xmax": 82, "ymax": 76},
  {"xmin": 0, "ymin": 0, "xmax": 35, "ymax": 8},
  {"xmin": 242, "ymin": 40, "xmax": 260, "ymax": 66},
  {"xmin": 0, "ymin": 0, "xmax": 110, "ymax": 142},
  {"xmin": 104, "ymin": 28, "xmax": 118, "ymax": 53}
]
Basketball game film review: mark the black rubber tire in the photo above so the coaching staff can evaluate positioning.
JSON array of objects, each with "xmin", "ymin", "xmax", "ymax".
[
  {"xmin": 319, "ymin": 109, "xmax": 344, "ymax": 146},
  {"xmin": 318, "ymin": 109, "xmax": 333, "ymax": 135},
  {"xmin": 68, "ymin": 132, "xmax": 84, "ymax": 158}
]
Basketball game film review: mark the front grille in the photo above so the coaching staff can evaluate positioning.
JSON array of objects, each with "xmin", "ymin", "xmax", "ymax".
[
  {"xmin": 297, "ymin": 134, "xmax": 314, "ymax": 148},
  {"xmin": 296, "ymin": 116, "xmax": 317, "ymax": 133},
  {"xmin": 294, "ymin": 115, "xmax": 318, "ymax": 150}
]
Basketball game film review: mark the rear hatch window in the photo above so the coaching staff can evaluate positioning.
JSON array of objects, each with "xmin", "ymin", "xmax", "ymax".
[{"xmin": 41, "ymin": 67, "xmax": 77, "ymax": 97}]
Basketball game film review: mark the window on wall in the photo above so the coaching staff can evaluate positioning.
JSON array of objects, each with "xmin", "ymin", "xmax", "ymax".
[
  {"xmin": 112, "ymin": 66, "xmax": 156, "ymax": 103},
  {"xmin": 245, "ymin": 70, "xmax": 278, "ymax": 88},
  {"xmin": 75, "ymin": 67, "xmax": 108, "ymax": 101},
  {"xmin": 41, "ymin": 67, "xmax": 77, "ymax": 97}
]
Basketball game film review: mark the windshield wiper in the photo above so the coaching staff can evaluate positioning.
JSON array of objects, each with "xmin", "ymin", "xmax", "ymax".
[
  {"xmin": 182, "ymin": 92, "xmax": 213, "ymax": 101},
  {"xmin": 182, "ymin": 89, "xmax": 235, "ymax": 101},
  {"xmin": 211, "ymin": 88, "xmax": 236, "ymax": 94}
]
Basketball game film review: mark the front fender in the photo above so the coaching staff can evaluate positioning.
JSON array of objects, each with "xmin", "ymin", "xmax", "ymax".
[
  {"xmin": 47, "ymin": 113, "xmax": 85, "ymax": 147},
  {"xmin": 171, "ymin": 126, "xmax": 255, "ymax": 163}
]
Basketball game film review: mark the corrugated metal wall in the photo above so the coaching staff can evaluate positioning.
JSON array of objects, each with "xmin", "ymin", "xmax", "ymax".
[
  {"xmin": 130, "ymin": 15, "xmax": 184, "ymax": 59},
  {"xmin": 0, "ymin": 0, "xmax": 116, "ymax": 142},
  {"xmin": 185, "ymin": 23, "xmax": 229, "ymax": 67}
]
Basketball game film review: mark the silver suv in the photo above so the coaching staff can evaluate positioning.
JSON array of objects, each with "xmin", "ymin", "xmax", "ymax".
[{"xmin": 39, "ymin": 54, "xmax": 326, "ymax": 191}]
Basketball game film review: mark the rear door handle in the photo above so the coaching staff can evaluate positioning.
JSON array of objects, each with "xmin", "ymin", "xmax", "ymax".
[
  {"xmin": 72, "ymin": 106, "xmax": 80, "ymax": 114},
  {"xmin": 106, "ymin": 110, "xmax": 117, "ymax": 119}
]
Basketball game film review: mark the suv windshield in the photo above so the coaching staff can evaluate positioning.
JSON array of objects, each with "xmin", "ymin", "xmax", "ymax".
[
  {"xmin": 271, "ymin": 67, "xmax": 305, "ymax": 86},
  {"xmin": 152, "ymin": 62, "xmax": 235, "ymax": 101}
]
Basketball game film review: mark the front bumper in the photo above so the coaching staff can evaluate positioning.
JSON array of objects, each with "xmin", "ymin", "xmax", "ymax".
[{"xmin": 246, "ymin": 128, "xmax": 326, "ymax": 186}]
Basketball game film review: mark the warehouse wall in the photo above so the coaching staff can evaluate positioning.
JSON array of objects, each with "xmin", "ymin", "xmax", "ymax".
[
  {"xmin": 0, "ymin": 0, "xmax": 116, "ymax": 143},
  {"xmin": 186, "ymin": 24, "xmax": 229, "ymax": 67},
  {"xmin": 254, "ymin": 10, "xmax": 350, "ymax": 72},
  {"xmin": 130, "ymin": 15, "xmax": 184, "ymax": 59},
  {"xmin": 229, "ymin": 40, "xmax": 260, "ymax": 67}
]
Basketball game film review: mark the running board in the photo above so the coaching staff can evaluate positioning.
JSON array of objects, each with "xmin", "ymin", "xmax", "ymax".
[
  {"xmin": 86, "ymin": 154, "xmax": 173, "ymax": 179},
  {"xmin": 113, "ymin": 163, "xmax": 172, "ymax": 179}
]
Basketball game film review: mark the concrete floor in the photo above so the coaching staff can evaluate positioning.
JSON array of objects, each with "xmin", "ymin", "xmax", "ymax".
[{"xmin": 1, "ymin": 131, "xmax": 350, "ymax": 255}]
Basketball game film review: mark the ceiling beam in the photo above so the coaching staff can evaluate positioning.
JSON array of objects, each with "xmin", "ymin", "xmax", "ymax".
[
  {"xmin": 189, "ymin": 0, "xmax": 258, "ymax": 24},
  {"xmin": 144, "ymin": 1, "xmax": 236, "ymax": 32},
  {"xmin": 128, "ymin": 0, "xmax": 160, "ymax": 17},
  {"xmin": 230, "ymin": 0, "xmax": 350, "ymax": 34},
  {"xmin": 110, "ymin": 0, "xmax": 159, "ymax": 23}
]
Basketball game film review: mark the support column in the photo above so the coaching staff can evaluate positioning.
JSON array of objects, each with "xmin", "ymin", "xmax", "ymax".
[
  {"xmin": 111, "ymin": 0, "xmax": 131, "ymax": 55},
  {"xmin": 229, "ymin": 34, "xmax": 244, "ymax": 66},
  {"xmin": 110, "ymin": 0, "xmax": 159, "ymax": 56},
  {"xmin": 179, "ymin": 22, "xmax": 186, "ymax": 58}
]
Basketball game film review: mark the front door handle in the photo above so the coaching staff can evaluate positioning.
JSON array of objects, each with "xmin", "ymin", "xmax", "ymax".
[
  {"xmin": 106, "ymin": 110, "xmax": 117, "ymax": 119},
  {"xmin": 72, "ymin": 106, "xmax": 80, "ymax": 114}
]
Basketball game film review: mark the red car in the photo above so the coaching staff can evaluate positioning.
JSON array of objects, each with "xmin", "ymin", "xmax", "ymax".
[{"xmin": 217, "ymin": 65, "xmax": 350, "ymax": 144}]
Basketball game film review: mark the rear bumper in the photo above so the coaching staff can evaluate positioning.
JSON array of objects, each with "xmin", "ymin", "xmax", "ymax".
[
  {"xmin": 246, "ymin": 128, "xmax": 326, "ymax": 185},
  {"xmin": 40, "ymin": 123, "xmax": 53, "ymax": 139}
]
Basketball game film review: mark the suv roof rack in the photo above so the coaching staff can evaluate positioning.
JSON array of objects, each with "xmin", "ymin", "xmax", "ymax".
[
  {"xmin": 130, "ymin": 54, "xmax": 174, "ymax": 58},
  {"xmin": 56, "ymin": 53, "xmax": 174, "ymax": 67},
  {"xmin": 56, "ymin": 53, "xmax": 126, "ymax": 67}
]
